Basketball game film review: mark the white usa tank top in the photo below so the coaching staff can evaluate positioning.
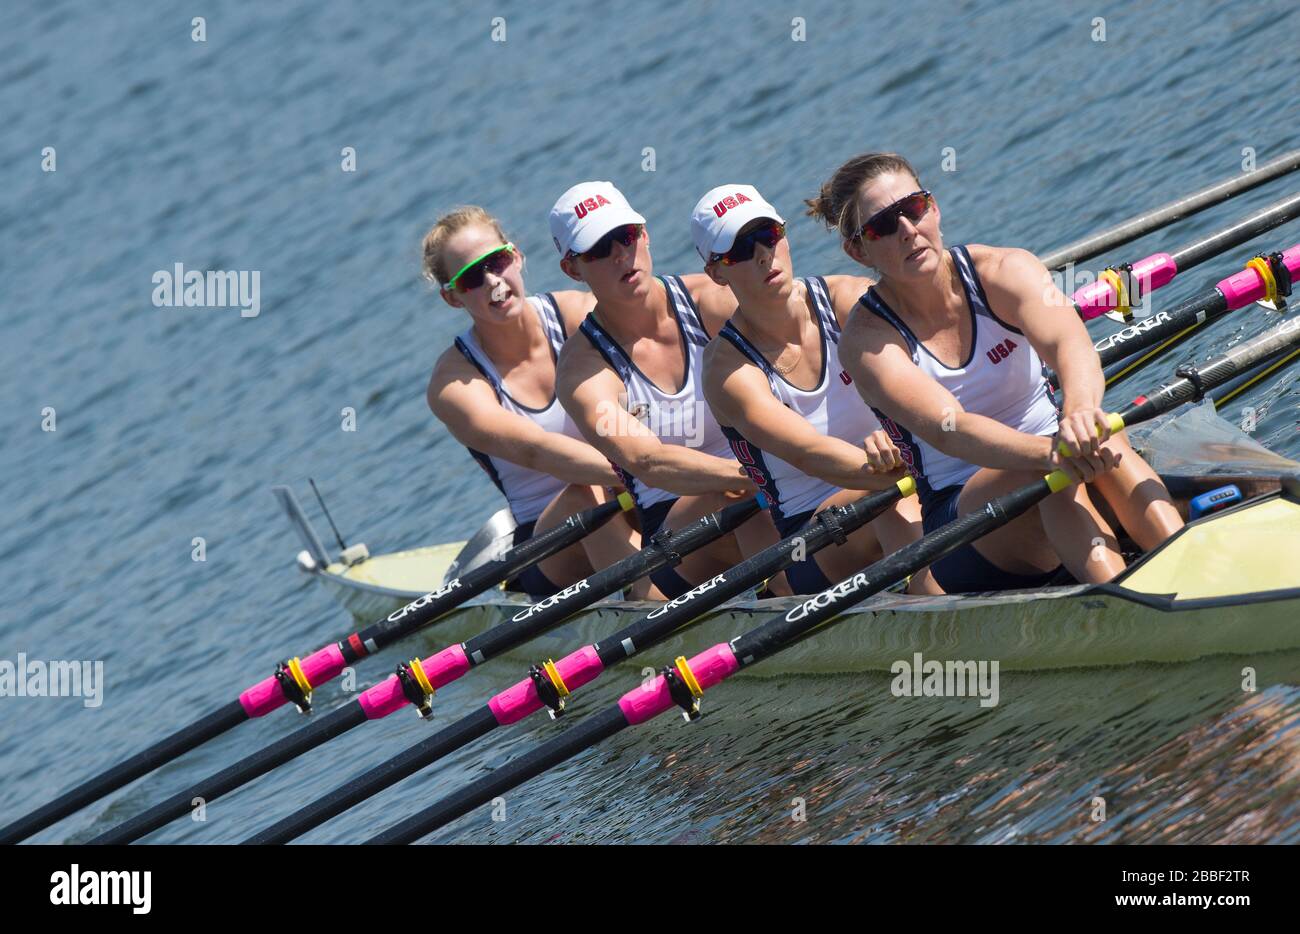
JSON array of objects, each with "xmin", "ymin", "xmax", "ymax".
[
  {"xmin": 860, "ymin": 245, "xmax": 1058, "ymax": 497},
  {"xmin": 719, "ymin": 277, "xmax": 882, "ymax": 524},
  {"xmin": 453, "ymin": 293, "xmax": 583, "ymax": 525},
  {"xmin": 578, "ymin": 275, "xmax": 733, "ymax": 510}
]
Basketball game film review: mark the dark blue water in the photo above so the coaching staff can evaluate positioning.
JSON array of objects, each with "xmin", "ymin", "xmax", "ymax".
[{"xmin": 2, "ymin": 0, "xmax": 1298, "ymax": 844}]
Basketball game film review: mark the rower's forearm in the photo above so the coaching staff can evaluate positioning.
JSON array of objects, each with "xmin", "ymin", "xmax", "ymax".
[
  {"xmin": 527, "ymin": 437, "xmax": 621, "ymax": 486},
  {"xmin": 633, "ymin": 446, "xmax": 748, "ymax": 494},
  {"xmin": 931, "ymin": 413, "xmax": 1052, "ymax": 471},
  {"xmin": 1051, "ymin": 341, "xmax": 1106, "ymax": 411},
  {"xmin": 783, "ymin": 435, "xmax": 901, "ymax": 491}
]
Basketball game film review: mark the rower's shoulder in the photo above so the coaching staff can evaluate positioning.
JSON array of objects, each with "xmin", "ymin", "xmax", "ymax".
[
  {"xmin": 702, "ymin": 328, "xmax": 745, "ymax": 386},
  {"xmin": 427, "ymin": 343, "xmax": 489, "ymax": 415},
  {"xmin": 547, "ymin": 288, "xmax": 597, "ymax": 333},
  {"xmin": 555, "ymin": 321, "xmax": 609, "ymax": 396},
  {"xmin": 964, "ymin": 243, "xmax": 1045, "ymax": 284},
  {"xmin": 429, "ymin": 341, "xmax": 474, "ymax": 385},
  {"xmin": 821, "ymin": 274, "xmax": 876, "ymax": 324},
  {"xmin": 840, "ymin": 291, "xmax": 902, "ymax": 356},
  {"xmin": 680, "ymin": 272, "xmax": 739, "ymax": 336}
]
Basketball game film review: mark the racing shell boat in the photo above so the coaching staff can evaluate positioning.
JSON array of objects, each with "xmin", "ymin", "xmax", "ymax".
[{"xmin": 274, "ymin": 471, "xmax": 1300, "ymax": 673}]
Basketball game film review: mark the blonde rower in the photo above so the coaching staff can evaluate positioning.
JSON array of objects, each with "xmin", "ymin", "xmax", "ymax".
[
  {"xmin": 810, "ymin": 153, "xmax": 1183, "ymax": 593},
  {"xmin": 422, "ymin": 207, "xmax": 643, "ymax": 598},
  {"xmin": 695, "ymin": 184, "xmax": 931, "ymax": 594}
]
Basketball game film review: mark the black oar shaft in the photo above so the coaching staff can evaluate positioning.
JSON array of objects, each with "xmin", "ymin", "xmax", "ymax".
[
  {"xmin": 1040, "ymin": 149, "xmax": 1300, "ymax": 269},
  {"xmin": 242, "ymin": 487, "xmax": 902, "ymax": 844},
  {"xmin": 364, "ymin": 708, "xmax": 630, "ymax": 845},
  {"xmin": 381, "ymin": 319, "xmax": 1300, "ymax": 843},
  {"xmin": 463, "ymin": 497, "xmax": 761, "ymax": 660},
  {"xmin": 357, "ymin": 496, "xmax": 627, "ymax": 652},
  {"xmin": 88, "ymin": 704, "xmax": 368, "ymax": 845},
  {"xmin": 0, "ymin": 701, "xmax": 247, "ymax": 844},
  {"xmin": 592, "ymin": 484, "xmax": 904, "ymax": 667},
  {"xmin": 741, "ymin": 316, "xmax": 1300, "ymax": 665},
  {"xmin": 0, "ymin": 499, "xmax": 627, "ymax": 844},
  {"xmin": 731, "ymin": 483, "xmax": 1054, "ymax": 666},
  {"xmin": 85, "ymin": 498, "xmax": 759, "ymax": 844},
  {"xmin": 245, "ymin": 707, "xmax": 500, "ymax": 844}
]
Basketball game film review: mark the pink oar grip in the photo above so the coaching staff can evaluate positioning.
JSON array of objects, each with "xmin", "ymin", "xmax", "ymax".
[
  {"xmin": 237, "ymin": 644, "xmax": 349, "ymax": 718},
  {"xmin": 300, "ymin": 644, "xmax": 348, "ymax": 689},
  {"xmin": 1219, "ymin": 245, "xmax": 1300, "ymax": 307},
  {"xmin": 238, "ymin": 675, "xmax": 286, "ymax": 718},
  {"xmin": 488, "ymin": 646, "xmax": 606, "ymax": 726},
  {"xmin": 1073, "ymin": 253, "xmax": 1177, "ymax": 320},
  {"xmin": 617, "ymin": 644, "xmax": 739, "ymax": 725},
  {"xmin": 356, "ymin": 644, "xmax": 471, "ymax": 719}
]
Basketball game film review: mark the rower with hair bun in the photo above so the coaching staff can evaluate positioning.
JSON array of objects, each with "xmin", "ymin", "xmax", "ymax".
[{"xmin": 809, "ymin": 152, "xmax": 1184, "ymax": 592}]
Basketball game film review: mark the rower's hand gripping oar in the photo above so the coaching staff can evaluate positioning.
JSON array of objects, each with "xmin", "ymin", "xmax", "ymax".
[
  {"xmin": 368, "ymin": 314, "xmax": 1300, "ymax": 844},
  {"xmin": 245, "ymin": 481, "xmax": 912, "ymax": 844},
  {"xmin": 86, "ymin": 495, "xmax": 763, "ymax": 844},
  {"xmin": 0, "ymin": 494, "xmax": 632, "ymax": 845}
]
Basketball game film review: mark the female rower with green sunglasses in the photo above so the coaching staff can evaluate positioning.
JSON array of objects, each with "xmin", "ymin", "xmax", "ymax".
[
  {"xmin": 422, "ymin": 206, "xmax": 647, "ymax": 599},
  {"xmin": 696, "ymin": 184, "xmax": 932, "ymax": 595},
  {"xmin": 810, "ymin": 152, "xmax": 1183, "ymax": 593}
]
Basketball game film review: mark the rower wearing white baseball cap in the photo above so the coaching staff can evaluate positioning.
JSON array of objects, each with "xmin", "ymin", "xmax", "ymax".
[
  {"xmin": 551, "ymin": 181, "xmax": 784, "ymax": 598},
  {"xmin": 696, "ymin": 184, "xmax": 934, "ymax": 594}
]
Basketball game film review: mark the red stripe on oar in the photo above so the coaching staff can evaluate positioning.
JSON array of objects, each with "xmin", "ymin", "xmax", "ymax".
[
  {"xmin": 348, "ymin": 633, "xmax": 367, "ymax": 657},
  {"xmin": 1131, "ymin": 395, "xmax": 1149, "ymax": 406}
]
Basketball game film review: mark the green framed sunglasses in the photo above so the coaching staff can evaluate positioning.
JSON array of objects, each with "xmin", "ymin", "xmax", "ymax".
[{"xmin": 442, "ymin": 242, "xmax": 517, "ymax": 293}]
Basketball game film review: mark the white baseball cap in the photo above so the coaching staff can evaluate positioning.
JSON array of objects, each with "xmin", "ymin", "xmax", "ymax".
[
  {"xmin": 549, "ymin": 181, "xmax": 647, "ymax": 256},
  {"xmin": 691, "ymin": 184, "xmax": 785, "ymax": 262}
]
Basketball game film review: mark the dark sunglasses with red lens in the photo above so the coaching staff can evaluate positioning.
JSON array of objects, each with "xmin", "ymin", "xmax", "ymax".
[
  {"xmin": 710, "ymin": 220, "xmax": 786, "ymax": 265},
  {"xmin": 569, "ymin": 224, "xmax": 644, "ymax": 262},
  {"xmin": 853, "ymin": 190, "xmax": 933, "ymax": 241}
]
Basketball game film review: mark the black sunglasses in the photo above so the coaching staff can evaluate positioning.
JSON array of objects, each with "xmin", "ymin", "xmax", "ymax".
[
  {"xmin": 569, "ymin": 224, "xmax": 644, "ymax": 262},
  {"xmin": 852, "ymin": 191, "xmax": 933, "ymax": 241},
  {"xmin": 710, "ymin": 220, "xmax": 786, "ymax": 265}
]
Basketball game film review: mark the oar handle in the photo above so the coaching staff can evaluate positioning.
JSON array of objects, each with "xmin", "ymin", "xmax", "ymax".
[{"xmin": 1053, "ymin": 412, "xmax": 1126, "ymax": 457}]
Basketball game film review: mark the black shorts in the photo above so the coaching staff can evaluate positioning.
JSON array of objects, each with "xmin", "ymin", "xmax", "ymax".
[
  {"xmin": 921, "ymin": 485, "xmax": 1066, "ymax": 593},
  {"xmin": 638, "ymin": 498, "xmax": 695, "ymax": 599},
  {"xmin": 774, "ymin": 509, "xmax": 835, "ymax": 594},
  {"xmin": 501, "ymin": 520, "xmax": 562, "ymax": 599}
]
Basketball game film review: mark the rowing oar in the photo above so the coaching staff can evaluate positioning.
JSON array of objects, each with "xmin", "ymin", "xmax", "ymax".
[
  {"xmin": 1040, "ymin": 148, "xmax": 1300, "ymax": 269},
  {"xmin": 1094, "ymin": 242, "xmax": 1297, "ymax": 388},
  {"xmin": 86, "ymin": 496, "xmax": 762, "ymax": 844},
  {"xmin": 0, "ymin": 494, "xmax": 632, "ymax": 845},
  {"xmin": 366, "ymin": 316, "xmax": 1300, "ymax": 844},
  {"xmin": 245, "ymin": 482, "xmax": 912, "ymax": 843},
  {"xmin": 1071, "ymin": 190, "xmax": 1300, "ymax": 322}
]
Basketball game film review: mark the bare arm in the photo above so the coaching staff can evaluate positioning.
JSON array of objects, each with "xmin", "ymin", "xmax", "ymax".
[
  {"xmin": 978, "ymin": 247, "xmax": 1111, "ymax": 456},
  {"xmin": 427, "ymin": 351, "xmax": 619, "ymax": 486},
  {"xmin": 703, "ymin": 340, "xmax": 904, "ymax": 491},
  {"xmin": 556, "ymin": 339, "xmax": 753, "ymax": 496},
  {"xmin": 839, "ymin": 308, "xmax": 1054, "ymax": 471}
]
